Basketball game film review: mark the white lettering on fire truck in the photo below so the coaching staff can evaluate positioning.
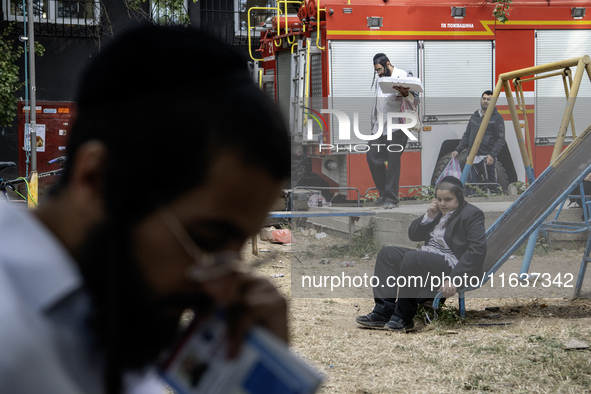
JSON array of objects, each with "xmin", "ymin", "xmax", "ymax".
[{"xmin": 440, "ymin": 23, "xmax": 474, "ymax": 28}]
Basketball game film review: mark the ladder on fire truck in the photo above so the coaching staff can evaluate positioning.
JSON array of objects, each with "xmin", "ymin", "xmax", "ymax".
[{"xmin": 434, "ymin": 55, "xmax": 591, "ymax": 317}]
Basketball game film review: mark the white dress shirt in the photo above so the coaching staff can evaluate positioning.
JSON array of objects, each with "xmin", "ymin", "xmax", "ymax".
[
  {"xmin": 419, "ymin": 211, "xmax": 459, "ymax": 268},
  {"xmin": 371, "ymin": 66, "xmax": 417, "ymax": 136},
  {"xmin": 0, "ymin": 203, "xmax": 165, "ymax": 393}
]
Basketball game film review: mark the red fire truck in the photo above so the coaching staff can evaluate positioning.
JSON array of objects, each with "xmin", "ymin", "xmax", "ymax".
[{"xmin": 249, "ymin": 0, "xmax": 591, "ymax": 201}]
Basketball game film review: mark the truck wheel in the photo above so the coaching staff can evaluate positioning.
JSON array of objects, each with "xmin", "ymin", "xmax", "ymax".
[
  {"xmin": 431, "ymin": 152, "xmax": 510, "ymax": 192},
  {"xmin": 495, "ymin": 160, "xmax": 510, "ymax": 192},
  {"xmin": 431, "ymin": 151, "xmax": 468, "ymax": 185}
]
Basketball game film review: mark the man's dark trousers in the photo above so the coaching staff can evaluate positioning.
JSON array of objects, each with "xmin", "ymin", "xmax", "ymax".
[
  {"xmin": 366, "ymin": 132, "xmax": 408, "ymax": 204},
  {"xmin": 372, "ymin": 246, "xmax": 452, "ymax": 323},
  {"xmin": 466, "ymin": 158, "xmax": 498, "ymax": 194}
]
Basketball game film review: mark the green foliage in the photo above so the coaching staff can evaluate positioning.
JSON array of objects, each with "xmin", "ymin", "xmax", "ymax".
[
  {"xmin": 349, "ymin": 234, "xmax": 382, "ymax": 257},
  {"xmin": 514, "ymin": 235, "xmax": 551, "ymax": 256},
  {"xmin": 465, "ymin": 184, "xmax": 506, "ymax": 197},
  {"xmin": 407, "ymin": 185, "xmax": 436, "ymax": 201},
  {"xmin": 0, "ymin": 23, "xmax": 44, "ymax": 128},
  {"xmin": 464, "ymin": 184, "xmax": 490, "ymax": 197},
  {"xmin": 0, "ymin": 24, "xmax": 23, "ymax": 128},
  {"xmin": 491, "ymin": 0, "xmax": 512, "ymax": 24},
  {"xmin": 321, "ymin": 234, "xmax": 382, "ymax": 260},
  {"xmin": 126, "ymin": 0, "xmax": 192, "ymax": 26},
  {"xmin": 361, "ymin": 192, "xmax": 379, "ymax": 204},
  {"xmin": 417, "ymin": 303, "xmax": 464, "ymax": 328},
  {"xmin": 511, "ymin": 181, "xmax": 528, "ymax": 194}
]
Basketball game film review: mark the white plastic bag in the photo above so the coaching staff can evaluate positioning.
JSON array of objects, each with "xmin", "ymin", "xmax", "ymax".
[{"xmin": 436, "ymin": 157, "xmax": 462, "ymax": 184}]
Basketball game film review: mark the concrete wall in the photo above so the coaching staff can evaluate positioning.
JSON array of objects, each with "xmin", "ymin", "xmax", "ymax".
[{"xmin": 306, "ymin": 196, "xmax": 589, "ymax": 250}]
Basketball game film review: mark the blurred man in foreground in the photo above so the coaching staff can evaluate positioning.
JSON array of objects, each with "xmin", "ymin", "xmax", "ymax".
[{"xmin": 0, "ymin": 25, "xmax": 290, "ymax": 393}]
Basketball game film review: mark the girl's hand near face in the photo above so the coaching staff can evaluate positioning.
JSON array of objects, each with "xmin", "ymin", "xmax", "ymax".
[{"xmin": 427, "ymin": 198, "xmax": 440, "ymax": 219}]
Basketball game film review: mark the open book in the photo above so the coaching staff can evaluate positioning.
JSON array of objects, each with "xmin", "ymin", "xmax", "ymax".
[{"xmin": 378, "ymin": 76, "xmax": 424, "ymax": 93}]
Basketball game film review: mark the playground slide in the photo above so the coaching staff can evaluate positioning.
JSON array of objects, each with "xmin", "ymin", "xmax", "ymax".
[{"xmin": 482, "ymin": 124, "xmax": 591, "ymax": 278}]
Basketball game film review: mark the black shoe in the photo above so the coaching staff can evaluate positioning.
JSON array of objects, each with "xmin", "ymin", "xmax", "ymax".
[
  {"xmin": 373, "ymin": 196, "xmax": 386, "ymax": 206},
  {"xmin": 385, "ymin": 315, "xmax": 414, "ymax": 332},
  {"xmin": 356, "ymin": 312, "xmax": 389, "ymax": 328}
]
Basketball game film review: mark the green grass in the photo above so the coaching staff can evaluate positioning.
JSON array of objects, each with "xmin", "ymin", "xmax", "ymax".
[
  {"xmin": 417, "ymin": 303, "xmax": 464, "ymax": 328},
  {"xmin": 322, "ymin": 234, "xmax": 382, "ymax": 260},
  {"xmin": 513, "ymin": 235, "xmax": 552, "ymax": 256}
]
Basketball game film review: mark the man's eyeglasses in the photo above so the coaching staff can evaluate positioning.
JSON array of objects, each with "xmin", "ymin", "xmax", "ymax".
[{"xmin": 159, "ymin": 207, "xmax": 242, "ymax": 282}]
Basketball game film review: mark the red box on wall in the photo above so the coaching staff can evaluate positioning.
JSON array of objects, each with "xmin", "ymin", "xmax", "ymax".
[{"xmin": 17, "ymin": 101, "xmax": 76, "ymax": 178}]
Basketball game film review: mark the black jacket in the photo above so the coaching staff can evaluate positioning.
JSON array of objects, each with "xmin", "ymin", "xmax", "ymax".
[
  {"xmin": 455, "ymin": 107, "xmax": 505, "ymax": 158},
  {"xmin": 408, "ymin": 202, "xmax": 487, "ymax": 284}
]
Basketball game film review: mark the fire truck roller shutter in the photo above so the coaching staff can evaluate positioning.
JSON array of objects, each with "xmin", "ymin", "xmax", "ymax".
[
  {"xmin": 329, "ymin": 40, "xmax": 418, "ymax": 146},
  {"xmin": 536, "ymin": 30, "xmax": 591, "ymax": 142},
  {"xmin": 430, "ymin": 151, "xmax": 510, "ymax": 192},
  {"xmin": 423, "ymin": 41, "xmax": 493, "ymax": 118}
]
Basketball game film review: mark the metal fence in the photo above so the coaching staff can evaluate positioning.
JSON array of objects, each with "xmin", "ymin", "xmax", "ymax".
[
  {"xmin": 1, "ymin": 0, "xmax": 284, "ymax": 45},
  {"xmin": 200, "ymin": 7, "xmax": 275, "ymax": 50},
  {"xmin": 2, "ymin": 0, "xmax": 101, "ymax": 37}
]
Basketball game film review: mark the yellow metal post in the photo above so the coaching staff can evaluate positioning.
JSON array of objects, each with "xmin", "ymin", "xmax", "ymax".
[
  {"xmin": 503, "ymin": 79, "xmax": 532, "ymax": 171},
  {"xmin": 550, "ymin": 57, "xmax": 589, "ymax": 163},
  {"xmin": 499, "ymin": 56, "xmax": 588, "ymax": 80},
  {"xmin": 464, "ymin": 55, "xmax": 591, "ymax": 184},
  {"xmin": 562, "ymin": 69, "xmax": 577, "ymax": 138},
  {"xmin": 27, "ymin": 0, "xmax": 38, "ymax": 208},
  {"xmin": 316, "ymin": 5, "xmax": 325, "ymax": 50},
  {"xmin": 28, "ymin": 171, "xmax": 37, "ymax": 208},
  {"xmin": 247, "ymin": 6, "xmax": 270, "ymax": 61},
  {"xmin": 514, "ymin": 81, "xmax": 534, "ymax": 166}
]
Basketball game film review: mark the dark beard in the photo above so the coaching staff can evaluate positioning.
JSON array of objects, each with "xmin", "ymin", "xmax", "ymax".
[
  {"xmin": 383, "ymin": 65, "xmax": 392, "ymax": 77},
  {"xmin": 76, "ymin": 220, "xmax": 214, "ymax": 393}
]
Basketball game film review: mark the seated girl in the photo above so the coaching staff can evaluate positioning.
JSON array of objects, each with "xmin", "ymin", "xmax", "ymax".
[{"xmin": 356, "ymin": 176, "xmax": 487, "ymax": 331}]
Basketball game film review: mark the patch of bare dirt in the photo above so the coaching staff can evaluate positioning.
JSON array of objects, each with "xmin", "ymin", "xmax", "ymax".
[{"xmin": 242, "ymin": 229, "xmax": 591, "ymax": 393}]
